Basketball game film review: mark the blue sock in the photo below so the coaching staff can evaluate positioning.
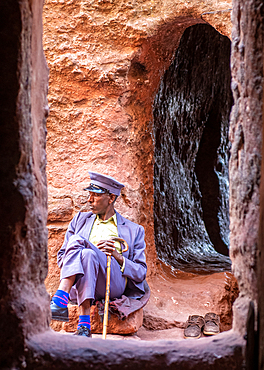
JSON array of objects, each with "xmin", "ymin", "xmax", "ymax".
[
  {"xmin": 52, "ymin": 289, "xmax": 69, "ymax": 308},
  {"xmin": 78, "ymin": 315, "xmax": 91, "ymax": 330}
]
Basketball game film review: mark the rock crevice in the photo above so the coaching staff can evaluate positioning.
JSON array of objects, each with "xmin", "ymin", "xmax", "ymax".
[{"xmin": 153, "ymin": 24, "xmax": 233, "ymax": 273}]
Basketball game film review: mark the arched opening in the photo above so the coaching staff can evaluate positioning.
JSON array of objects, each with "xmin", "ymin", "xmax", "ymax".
[{"xmin": 153, "ymin": 24, "xmax": 233, "ymax": 273}]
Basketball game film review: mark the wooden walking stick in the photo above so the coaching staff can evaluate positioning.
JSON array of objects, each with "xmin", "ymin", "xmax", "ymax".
[{"xmin": 102, "ymin": 237, "xmax": 129, "ymax": 339}]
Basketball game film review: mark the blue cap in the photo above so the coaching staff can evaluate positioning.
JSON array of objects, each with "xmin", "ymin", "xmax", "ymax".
[{"xmin": 84, "ymin": 171, "xmax": 125, "ymax": 196}]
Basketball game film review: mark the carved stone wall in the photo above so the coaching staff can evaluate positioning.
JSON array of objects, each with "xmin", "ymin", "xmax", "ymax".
[
  {"xmin": 0, "ymin": 0, "xmax": 50, "ymax": 368},
  {"xmin": 229, "ymin": 0, "xmax": 263, "ymax": 335},
  {"xmin": 43, "ymin": 0, "xmax": 232, "ymax": 296}
]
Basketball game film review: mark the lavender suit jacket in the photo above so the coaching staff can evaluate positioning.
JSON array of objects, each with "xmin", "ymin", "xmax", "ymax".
[{"xmin": 57, "ymin": 211, "xmax": 147, "ymax": 299}]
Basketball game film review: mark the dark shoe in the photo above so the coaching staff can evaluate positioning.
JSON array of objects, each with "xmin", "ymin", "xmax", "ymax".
[
  {"xmin": 50, "ymin": 301, "xmax": 69, "ymax": 322},
  {"xmin": 74, "ymin": 325, "xmax": 91, "ymax": 337},
  {"xmin": 203, "ymin": 312, "xmax": 220, "ymax": 335},
  {"xmin": 184, "ymin": 315, "xmax": 205, "ymax": 339}
]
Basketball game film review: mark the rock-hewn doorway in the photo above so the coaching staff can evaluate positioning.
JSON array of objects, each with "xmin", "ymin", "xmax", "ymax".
[{"xmin": 153, "ymin": 24, "xmax": 233, "ymax": 273}]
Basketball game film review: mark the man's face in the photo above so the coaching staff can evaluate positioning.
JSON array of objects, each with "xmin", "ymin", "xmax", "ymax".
[{"xmin": 88, "ymin": 191, "xmax": 111, "ymax": 215}]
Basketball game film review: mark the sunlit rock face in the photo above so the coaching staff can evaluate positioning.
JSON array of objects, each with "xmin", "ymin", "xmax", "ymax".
[
  {"xmin": 153, "ymin": 24, "xmax": 233, "ymax": 273},
  {"xmin": 43, "ymin": 0, "xmax": 232, "ymax": 295}
]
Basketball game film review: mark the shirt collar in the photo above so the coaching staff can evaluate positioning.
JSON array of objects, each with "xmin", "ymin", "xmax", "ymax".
[{"xmin": 96, "ymin": 213, "xmax": 117, "ymax": 226}]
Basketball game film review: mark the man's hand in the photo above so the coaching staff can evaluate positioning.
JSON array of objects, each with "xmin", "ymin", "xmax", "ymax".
[
  {"xmin": 97, "ymin": 239, "xmax": 124, "ymax": 266},
  {"xmin": 97, "ymin": 240, "xmax": 116, "ymax": 256}
]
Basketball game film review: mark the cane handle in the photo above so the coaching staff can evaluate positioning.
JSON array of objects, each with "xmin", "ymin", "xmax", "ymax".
[{"xmin": 111, "ymin": 237, "xmax": 129, "ymax": 253}]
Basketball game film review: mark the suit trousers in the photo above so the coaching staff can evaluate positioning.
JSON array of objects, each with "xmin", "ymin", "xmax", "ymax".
[{"xmin": 60, "ymin": 234, "xmax": 126, "ymax": 306}]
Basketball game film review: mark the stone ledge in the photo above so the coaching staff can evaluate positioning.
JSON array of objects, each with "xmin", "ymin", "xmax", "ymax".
[
  {"xmin": 50, "ymin": 303, "xmax": 143, "ymax": 335},
  {"xmin": 90, "ymin": 304, "xmax": 143, "ymax": 335},
  {"xmin": 26, "ymin": 330, "xmax": 245, "ymax": 369}
]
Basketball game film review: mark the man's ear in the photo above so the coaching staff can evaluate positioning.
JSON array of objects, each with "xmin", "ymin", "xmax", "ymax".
[{"xmin": 109, "ymin": 193, "xmax": 117, "ymax": 204}]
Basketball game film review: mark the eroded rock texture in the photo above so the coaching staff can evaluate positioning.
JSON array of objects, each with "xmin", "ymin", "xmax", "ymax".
[
  {"xmin": 43, "ymin": 0, "xmax": 233, "ymax": 296},
  {"xmin": 0, "ymin": 0, "xmax": 50, "ymax": 368},
  {"xmin": 154, "ymin": 24, "xmax": 233, "ymax": 273},
  {"xmin": 26, "ymin": 330, "xmax": 244, "ymax": 370},
  {"xmin": 229, "ymin": 0, "xmax": 263, "ymax": 335}
]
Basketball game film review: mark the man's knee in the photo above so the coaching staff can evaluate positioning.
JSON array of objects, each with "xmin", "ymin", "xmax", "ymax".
[{"xmin": 81, "ymin": 248, "xmax": 98, "ymax": 263}]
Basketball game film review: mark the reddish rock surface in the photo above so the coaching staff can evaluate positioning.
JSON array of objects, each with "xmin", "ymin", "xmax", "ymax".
[
  {"xmin": 43, "ymin": 0, "xmax": 232, "ymax": 297},
  {"xmin": 50, "ymin": 261, "xmax": 238, "ymax": 337},
  {"xmin": 50, "ymin": 303, "xmax": 143, "ymax": 335},
  {"xmin": 145, "ymin": 262, "xmax": 238, "ymax": 333},
  {"xmin": 43, "ymin": 0, "xmax": 236, "ymax": 337}
]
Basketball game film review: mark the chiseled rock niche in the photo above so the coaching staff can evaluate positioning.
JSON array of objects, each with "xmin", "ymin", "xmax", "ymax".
[{"xmin": 153, "ymin": 24, "xmax": 233, "ymax": 273}]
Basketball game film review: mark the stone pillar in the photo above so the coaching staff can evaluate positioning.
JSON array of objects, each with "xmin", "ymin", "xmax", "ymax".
[
  {"xmin": 229, "ymin": 0, "xmax": 263, "ymax": 335},
  {"xmin": 0, "ymin": 0, "xmax": 49, "ymax": 367},
  {"xmin": 258, "ymin": 32, "xmax": 264, "ymax": 370}
]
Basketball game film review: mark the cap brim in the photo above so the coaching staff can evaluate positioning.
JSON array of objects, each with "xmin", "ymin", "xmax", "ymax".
[{"xmin": 83, "ymin": 184, "xmax": 107, "ymax": 193}]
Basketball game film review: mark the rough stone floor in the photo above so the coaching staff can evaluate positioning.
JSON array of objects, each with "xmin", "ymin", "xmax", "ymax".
[
  {"xmin": 60, "ymin": 326, "xmax": 185, "ymax": 341},
  {"xmin": 58, "ymin": 264, "xmax": 237, "ymax": 341}
]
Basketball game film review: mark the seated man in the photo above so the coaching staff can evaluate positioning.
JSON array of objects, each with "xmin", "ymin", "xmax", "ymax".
[{"xmin": 50, "ymin": 171, "xmax": 147, "ymax": 337}]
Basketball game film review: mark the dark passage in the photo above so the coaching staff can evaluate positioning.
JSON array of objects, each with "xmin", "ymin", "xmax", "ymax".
[{"xmin": 153, "ymin": 24, "xmax": 233, "ymax": 273}]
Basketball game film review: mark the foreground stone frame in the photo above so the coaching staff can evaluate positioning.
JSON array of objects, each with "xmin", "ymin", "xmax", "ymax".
[
  {"xmin": 0, "ymin": 0, "xmax": 263, "ymax": 369},
  {"xmin": 26, "ymin": 330, "xmax": 244, "ymax": 369}
]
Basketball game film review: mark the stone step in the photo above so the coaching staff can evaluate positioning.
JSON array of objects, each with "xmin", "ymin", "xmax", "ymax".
[{"xmin": 50, "ymin": 303, "xmax": 143, "ymax": 335}]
